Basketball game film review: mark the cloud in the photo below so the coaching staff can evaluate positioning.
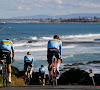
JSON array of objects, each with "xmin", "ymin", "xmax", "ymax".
[
  {"xmin": 18, "ymin": 6, "xmax": 23, "ymax": 10},
  {"xmin": 55, "ymin": 0, "xmax": 63, "ymax": 4},
  {"xmin": 1, "ymin": 0, "xmax": 100, "ymax": 18},
  {"xmin": 79, "ymin": 2, "xmax": 100, "ymax": 9}
]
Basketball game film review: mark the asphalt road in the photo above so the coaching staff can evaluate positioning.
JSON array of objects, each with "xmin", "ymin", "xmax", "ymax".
[{"xmin": 0, "ymin": 85, "xmax": 100, "ymax": 90}]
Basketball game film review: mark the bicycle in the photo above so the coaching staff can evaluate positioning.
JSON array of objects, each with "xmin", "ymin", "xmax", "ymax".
[
  {"xmin": 49, "ymin": 54, "xmax": 57, "ymax": 86},
  {"xmin": 25, "ymin": 62, "xmax": 32, "ymax": 85},
  {"xmin": 2, "ymin": 53, "xmax": 8, "ymax": 87}
]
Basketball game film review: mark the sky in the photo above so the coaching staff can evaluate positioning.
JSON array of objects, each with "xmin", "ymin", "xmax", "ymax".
[{"xmin": 0, "ymin": 0, "xmax": 100, "ymax": 18}]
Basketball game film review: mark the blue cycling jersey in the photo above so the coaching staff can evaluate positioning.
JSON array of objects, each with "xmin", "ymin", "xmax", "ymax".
[
  {"xmin": 0, "ymin": 39, "xmax": 14, "ymax": 51},
  {"xmin": 24, "ymin": 55, "xmax": 34, "ymax": 66},
  {"xmin": 39, "ymin": 67, "xmax": 45, "ymax": 74},
  {"xmin": 48, "ymin": 39, "xmax": 62, "ymax": 57}
]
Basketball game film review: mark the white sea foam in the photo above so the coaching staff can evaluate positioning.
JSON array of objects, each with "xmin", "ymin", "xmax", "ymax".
[
  {"xmin": 15, "ymin": 47, "xmax": 47, "ymax": 52},
  {"xmin": 14, "ymin": 42, "xmax": 27, "ymax": 47},
  {"xmin": 61, "ymin": 34, "xmax": 100, "ymax": 39},
  {"xmin": 40, "ymin": 36, "xmax": 53, "ymax": 40},
  {"xmin": 30, "ymin": 36, "xmax": 37, "ymax": 40},
  {"xmin": 62, "ymin": 45, "xmax": 75, "ymax": 49},
  {"xmin": 14, "ymin": 41, "xmax": 47, "ymax": 47},
  {"xmin": 15, "ymin": 45, "xmax": 75, "ymax": 52},
  {"xmin": 13, "ymin": 33, "xmax": 100, "ymax": 48},
  {"xmin": 63, "ymin": 55, "xmax": 73, "ymax": 59}
]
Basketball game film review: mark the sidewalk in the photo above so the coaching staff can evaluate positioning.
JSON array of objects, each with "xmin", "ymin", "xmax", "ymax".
[{"xmin": 0, "ymin": 85, "xmax": 100, "ymax": 90}]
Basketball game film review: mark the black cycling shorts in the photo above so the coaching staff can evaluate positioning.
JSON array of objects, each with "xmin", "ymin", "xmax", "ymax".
[
  {"xmin": 47, "ymin": 48, "xmax": 60, "ymax": 65},
  {"xmin": 0, "ymin": 49, "xmax": 11, "ymax": 64},
  {"xmin": 39, "ymin": 72, "xmax": 45, "ymax": 79},
  {"xmin": 24, "ymin": 61, "xmax": 32, "ymax": 71}
]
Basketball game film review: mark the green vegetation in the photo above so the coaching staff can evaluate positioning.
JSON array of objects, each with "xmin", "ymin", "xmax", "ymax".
[{"xmin": 0, "ymin": 66, "xmax": 100, "ymax": 86}]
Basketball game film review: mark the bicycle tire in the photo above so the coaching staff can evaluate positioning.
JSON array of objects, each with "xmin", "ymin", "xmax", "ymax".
[
  {"xmin": 52, "ymin": 67, "xmax": 57, "ymax": 86},
  {"xmin": 28, "ymin": 72, "xmax": 30, "ymax": 84},
  {"xmin": 52, "ymin": 57, "xmax": 57, "ymax": 86},
  {"xmin": 3, "ymin": 64, "xmax": 5, "ymax": 87},
  {"xmin": 25, "ymin": 68, "xmax": 31, "ymax": 85},
  {"xmin": 5, "ymin": 64, "xmax": 8, "ymax": 87},
  {"xmin": 3, "ymin": 64, "xmax": 8, "ymax": 87}
]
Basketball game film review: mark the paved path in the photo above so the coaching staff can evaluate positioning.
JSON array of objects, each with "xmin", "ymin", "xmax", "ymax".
[{"xmin": 0, "ymin": 85, "xmax": 100, "ymax": 90}]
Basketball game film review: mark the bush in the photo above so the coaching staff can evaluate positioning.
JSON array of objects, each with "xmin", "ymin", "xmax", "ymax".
[{"xmin": 58, "ymin": 68, "xmax": 91, "ymax": 85}]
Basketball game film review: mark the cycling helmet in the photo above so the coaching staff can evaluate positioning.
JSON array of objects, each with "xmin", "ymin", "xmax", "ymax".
[
  {"xmin": 41, "ymin": 65, "xmax": 44, "ymax": 67},
  {"xmin": 6, "ymin": 38, "xmax": 11, "ymax": 41},
  {"xmin": 53, "ymin": 35, "xmax": 60, "ymax": 40},
  {"xmin": 27, "ymin": 52, "xmax": 31, "ymax": 55}
]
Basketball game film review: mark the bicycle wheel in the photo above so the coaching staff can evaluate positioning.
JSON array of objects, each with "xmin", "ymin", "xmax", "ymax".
[
  {"xmin": 28, "ymin": 72, "xmax": 30, "ymax": 84},
  {"xmin": 52, "ymin": 57, "xmax": 57, "ymax": 86},
  {"xmin": 52, "ymin": 67, "xmax": 57, "ymax": 86},
  {"xmin": 5, "ymin": 64, "xmax": 8, "ymax": 87},
  {"xmin": 3, "ymin": 64, "xmax": 8, "ymax": 87},
  {"xmin": 25, "ymin": 72, "xmax": 28, "ymax": 84},
  {"xmin": 2, "ymin": 64, "xmax": 5, "ymax": 87}
]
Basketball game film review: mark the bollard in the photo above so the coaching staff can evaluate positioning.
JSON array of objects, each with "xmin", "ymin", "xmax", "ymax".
[{"xmin": 89, "ymin": 69, "xmax": 95, "ymax": 86}]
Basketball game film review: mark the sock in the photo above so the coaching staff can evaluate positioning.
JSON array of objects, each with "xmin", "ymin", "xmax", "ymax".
[
  {"xmin": 0, "ymin": 64, "xmax": 2, "ymax": 70},
  {"xmin": 30, "ymin": 71, "xmax": 32, "ymax": 75},
  {"xmin": 43, "ymin": 84, "xmax": 45, "ymax": 86},
  {"xmin": 57, "ymin": 63, "xmax": 60, "ymax": 73},
  {"xmin": 9, "ymin": 73, "xmax": 11, "ymax": 82}
]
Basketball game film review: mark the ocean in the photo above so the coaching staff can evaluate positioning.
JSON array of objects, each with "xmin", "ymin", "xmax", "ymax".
[{"xmin": 0, "ymin": 23, "xmax": 100, "ymax": 74}]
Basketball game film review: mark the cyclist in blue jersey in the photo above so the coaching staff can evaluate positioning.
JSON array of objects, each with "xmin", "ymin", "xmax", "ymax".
[
  {"xmin": 39, "ymin": 65, "xmax": 46, "ymax": 86},
  {"xmin": 24, "ymin": 52, "xmax": 34, "ymax": 80},
  {"xmin": 47, "ymin": 35, "xmax": 63, "ymax": 75},
  {"xmin": 0, "ymin": 38, "xmax": 15, "ymax": 83}
]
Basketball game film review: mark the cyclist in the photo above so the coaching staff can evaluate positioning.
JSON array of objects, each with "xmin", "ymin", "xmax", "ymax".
[
  {"xmin": 39, "ymin": 65, "xmax": 46, "ymax": 86},
  {"xmin": 0, "ymin": 38, "xmax": 15, "ymax": 83},
  {"xmin": 47, "ymin": 35, "xmax": 63, "ymax": 75},
  {"xmin": 24, "ymin": 52, "xmax": 34, "ymax": 81}
]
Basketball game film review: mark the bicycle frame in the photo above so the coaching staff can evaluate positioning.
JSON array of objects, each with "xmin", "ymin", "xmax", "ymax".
[
  {"xmin": 25, "ymin": 64, "xmax": 31, "ymax": 85},
  {"xmin": 50, "ymin": 54, "xmax": 57, "ymax": 86}
]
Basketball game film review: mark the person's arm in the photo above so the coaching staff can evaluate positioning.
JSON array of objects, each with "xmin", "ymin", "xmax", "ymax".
[
  {"xmin": 32, "ymin": 56, "xmax": 34, "ymax": 66},
  {"xmin": 11, "ymin": 41, "xmax": 15, "ymax": 62},
  {"xmin": 11, "ymin": 47, "xmax": 15, "ymax": 62},
  {"xmin": 24, "ymin": 56, "xmax": 26, "ymax": 63},
  {"xmin": 47, "ymin": 41, "xmax": 49, "ymax": 61},
  {"xmin": 59, "ymin": 41, "xmax": 62, "ymax": 58},
  {"xmin": 44, "ymin": 69, "xmax": 45, "ymax": 75}
]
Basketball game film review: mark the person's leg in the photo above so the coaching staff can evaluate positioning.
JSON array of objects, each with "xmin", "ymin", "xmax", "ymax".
[
  {"xmin": 7, "ymin": 51, "xmax": 12, "ymax": 82},
  {"xmin": 8, "ymin": 64, "xmax": 11, "ymax": 82},
  {"xmin": 0, "ymin": 50, "xmax": 3, "ymax": 70},
  {"xmin": 30, "ymin": 67, "xmax": 33, "ymax": 77},
  {"xmin": 39, "ymin": 75, "xmax": 41, "ymax": 83},
  {"xmin": 47, "ymin": 49, "xmax": 52, "ymax": 71},
  {"xmin": 30, "ymin": 61, "xmax": 34, "ymax": 75},
  {"xmin": 24, "ymin": 71, "xmax": 27, "ymax": 83},
  {"xmin": 0, "ymin": 60, "xmax": 3, "ymax": 70},
  {"xmin": 48, "ymin": 63, "xmax": 52, "ymax": 71},
  {"xmin": 57, "ymin": 59, "xmax": 61, "ymax": 73},
  {"xmin": 24, "ymin": 62, "xmax": 28, "ymax": 82},
  {"xmin": 43, "ymin": 78, "xmax": 45, "ymax": 86},
  {"xmin": 43, "ymin": 75, "xmax": 45, "ymax": 86}
]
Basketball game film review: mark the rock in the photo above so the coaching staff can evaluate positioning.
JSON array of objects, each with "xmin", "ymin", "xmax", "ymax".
[
  {"xmin": 28, "ymin": 40, "xmax": 38, "ymax": 43},
  {"xmin": 86, "ymin": 61, "xmax": 100, "ymax": 64}
]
